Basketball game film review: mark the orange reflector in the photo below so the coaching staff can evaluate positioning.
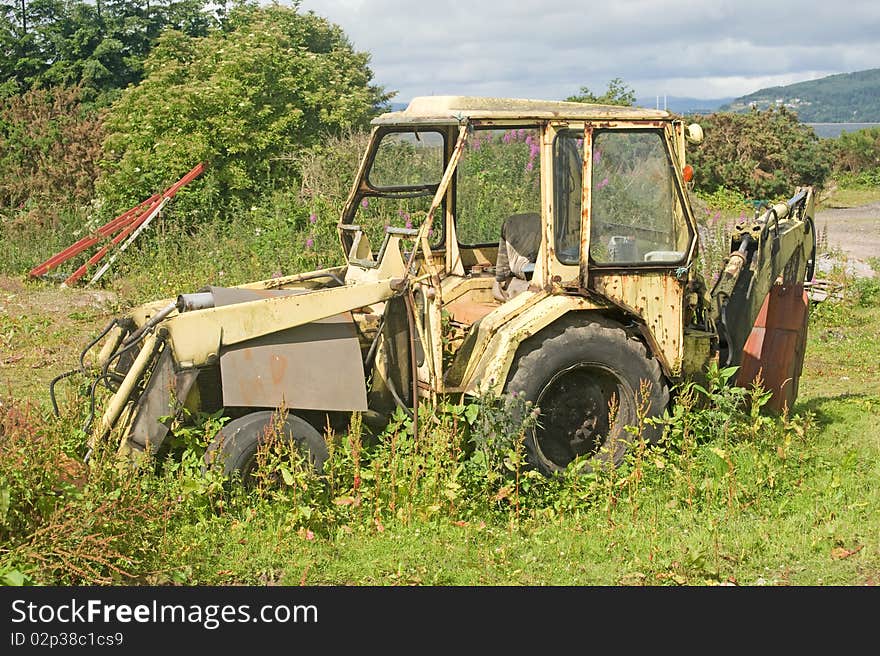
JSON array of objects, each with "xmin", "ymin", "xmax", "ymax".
[{"xmin": 682, "ymin": 164, "xmax": 694, "ymax": 182}]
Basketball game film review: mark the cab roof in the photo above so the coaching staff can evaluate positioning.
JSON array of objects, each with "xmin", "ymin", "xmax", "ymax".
[{"xmin": 371, "ymin": 95, "xmax": 674, "ymax": 126}]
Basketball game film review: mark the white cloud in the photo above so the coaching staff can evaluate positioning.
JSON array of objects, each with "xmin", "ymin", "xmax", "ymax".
[{"xmin": 295, "ymin": 0, "xmax": 880, "ymax": 101}]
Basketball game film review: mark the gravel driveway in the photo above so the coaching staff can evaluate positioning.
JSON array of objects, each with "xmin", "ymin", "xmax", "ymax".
[{"xmin": 814, "ymin": 201, "xmax": 880, "ymax": 278}]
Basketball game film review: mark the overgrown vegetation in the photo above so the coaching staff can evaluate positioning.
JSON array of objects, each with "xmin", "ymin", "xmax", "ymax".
[
  {"xmin": 98, "ymin": 4, "xmax": 390, "ymax": 219},
  {"xmin": 4, "ymin": 322, "xmax": 877, "ymax": 585}
]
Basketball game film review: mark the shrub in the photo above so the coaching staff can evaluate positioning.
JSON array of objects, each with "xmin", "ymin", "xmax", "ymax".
[
  {"xmin": 0, "ymin": 84, "xmax": 106, "ymax": 218},
  {"xmin": 687, "ymin": 107, "xmax": 832, "ymax": 200},
  {"xmin": 829, "ymin": 126, "xmax": 880, "ymax": 174}
]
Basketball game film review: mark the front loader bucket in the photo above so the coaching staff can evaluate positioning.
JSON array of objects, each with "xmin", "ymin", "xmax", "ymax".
[{"xmin": 736, "ymin": 283, "xmax": 809, "ymax": 414}]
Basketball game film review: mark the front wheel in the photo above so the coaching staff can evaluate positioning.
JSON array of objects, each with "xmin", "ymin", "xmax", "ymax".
[
  {"xmin": 506, "ymin": 321, "xmax": 668, "ymax": 475},
  {"xmin": 204, "ymin": 410, "xmax": 329, "ymax": 482}
]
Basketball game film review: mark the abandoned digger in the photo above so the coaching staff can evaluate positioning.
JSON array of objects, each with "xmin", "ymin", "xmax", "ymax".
[{"xmin": 59, "ymin": 96, "xmax": 817, "ymax": 479}]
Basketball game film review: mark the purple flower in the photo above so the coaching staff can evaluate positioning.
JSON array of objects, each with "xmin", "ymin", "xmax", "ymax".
[
  {"xmin": 309, "ymin": 213, "xmax": 317, "ymax": 224},
  {"xmin": 502, "ymin": 132, "xmax": 512, "ymax": 144},
  {"xmin": 405, "ymin": 219, "xmax": 413, "ymax": 229},
  {"xmin": 593, "ymin": 150, "xmax": 602, "ymax": 164},
  {"xmin": 517, "ymin": 129, "xmax": 526, "ymax": 140},
  {"xmin": 305, "ymin": 237, "xmax": 314, "ymax": 249},
  {"xmin": 361, "ymin": 198, "xmax": 369, "ymax": 208},
  {"xmin": 525, "ymin": 161, "xmax": 534, "ymax": 172},
  {"xmin": 596, "ymin": 177, "xmax": 609, "ymax": 190}
]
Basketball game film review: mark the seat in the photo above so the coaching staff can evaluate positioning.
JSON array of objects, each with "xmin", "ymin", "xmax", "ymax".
[{"xmin": 493, "ymin": 212, "xmax": 540, "ymax": 302}]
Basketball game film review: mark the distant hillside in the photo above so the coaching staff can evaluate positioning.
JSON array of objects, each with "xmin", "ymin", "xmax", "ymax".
[{"xmin": 720, "ymin": 69, "xmax": 880, "ymax": 122}]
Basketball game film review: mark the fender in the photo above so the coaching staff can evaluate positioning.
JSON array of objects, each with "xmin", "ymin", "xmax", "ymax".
[{"xmin": 460, "ymin": 293, "xmax": 608, "ymax": 396}]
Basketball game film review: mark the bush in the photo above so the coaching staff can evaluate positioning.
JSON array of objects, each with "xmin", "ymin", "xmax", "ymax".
[
  {"xmin": 828, "ymin": 126, "xmax": 880, "ymax": 174},
  {"xmin": 0, "ymin": 84, "xmax": 106, "ymax": 218},
  {"xmin": 687, "ymin": 107, "xmax": 831, "ymax": 200}
]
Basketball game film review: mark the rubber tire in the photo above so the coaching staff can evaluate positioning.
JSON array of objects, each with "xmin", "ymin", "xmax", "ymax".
[
  {"xmin": 506, "ymin": 321, "xmax": 668, "ymax": 476},
  {"xmin": 204, "ymin": 411, "xmax": 329, "ymax": 480}
]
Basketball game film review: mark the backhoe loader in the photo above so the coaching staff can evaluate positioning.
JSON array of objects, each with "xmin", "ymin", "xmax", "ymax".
[{"xmin": 61, "ymin": 96, "xmax": 817, "ymax": 477}]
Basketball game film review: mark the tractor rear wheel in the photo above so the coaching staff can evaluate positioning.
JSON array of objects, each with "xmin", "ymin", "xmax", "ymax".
[
  {"xmin": 505, "ymin": 321, "xmax": 668, "ymax": 476},
  {"xmin": 204, "ymin": 410, "xmax": 328, "ymax": 482}
]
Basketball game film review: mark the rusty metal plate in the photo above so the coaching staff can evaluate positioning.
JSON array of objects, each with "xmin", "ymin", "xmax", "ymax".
[
  {"xmin": 219, "ymin": 312, "xmax": 368, "ymax": 412},
  {"xmin": 737, "ymin": 284, "xmax": 808, "ymax": 413},
  {"xmin": 128, "ymin": 347, "xmax": 199, "ymax": 452}
]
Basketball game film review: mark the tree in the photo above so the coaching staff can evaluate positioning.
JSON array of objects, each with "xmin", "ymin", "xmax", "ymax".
[
  {"xmin": 0, "ymin": 0, "xmax": 216, "ymax": 100},
  {"xmin": 97, "ymin": 3, "xmax": 392, "ymax": 218},
  {"xmin": 566, "ymin": 77, "xmax": 636, "ymax": 106}
]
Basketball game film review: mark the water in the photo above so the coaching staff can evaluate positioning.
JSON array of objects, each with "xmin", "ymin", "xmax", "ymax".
[{"xmin": 807, "ymin": 122, "xmax": 880, "ymax": 138}]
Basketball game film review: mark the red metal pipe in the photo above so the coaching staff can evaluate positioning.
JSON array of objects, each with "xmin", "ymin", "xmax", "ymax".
[
  {"xmin": 61, "ymin": 163, "xmax": 205, "ymax": 285},
  {"xmin": 28, "ymin": 194, "xmax": 160, "ymax": 277}
]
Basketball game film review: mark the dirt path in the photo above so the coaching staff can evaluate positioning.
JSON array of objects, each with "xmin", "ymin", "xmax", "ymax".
[{"xmin": 814, "ymin": 201, "xmax": 880, "ymax": 278}]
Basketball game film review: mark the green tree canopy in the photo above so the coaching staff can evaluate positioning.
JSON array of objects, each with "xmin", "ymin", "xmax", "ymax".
[
  {"xmin": 0, "ymin": 0, "xmax": 216, "ymax": 100},
  {"xmin": 566, "ymin": 77, "xmax": 635, "ymax": 106},
  {"xmin": 97, "ymin": 3, "xmax": 392, "ymax": 216}
]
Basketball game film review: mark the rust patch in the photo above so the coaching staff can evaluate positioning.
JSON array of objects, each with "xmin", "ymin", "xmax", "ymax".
[
  {"xmin": 270, "ymin": 353, "xmax": 287, "ymax": 384},
  {"xmin": 737, "ymin": 284, "xmax": 808, "ymax": 413}
]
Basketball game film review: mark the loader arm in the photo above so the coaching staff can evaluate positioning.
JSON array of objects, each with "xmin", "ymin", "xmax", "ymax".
[{"xmin": 709, "ymin": 187, "xmax": 816, "ymax": 411}]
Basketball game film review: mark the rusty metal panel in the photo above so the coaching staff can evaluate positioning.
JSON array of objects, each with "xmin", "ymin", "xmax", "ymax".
[
  {"xmin": 589, "ymin": 272, "xmax": 684, "ymax": 373},
  {"xmin": 737, "ymin": 283, "xmax": 808, "ymax": 413},
  {"xmin": 128, "ymin": 347, "xmax": 199, "ymax": 452},
  {"xmin": 220, "ymin": 313, "xmax": 368, "ymax": 411}
]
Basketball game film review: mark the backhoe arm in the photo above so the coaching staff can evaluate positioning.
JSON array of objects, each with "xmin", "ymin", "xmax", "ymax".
[{"xmin": 709, "ymin": 187, "xmax": 816, "ymax": 411}]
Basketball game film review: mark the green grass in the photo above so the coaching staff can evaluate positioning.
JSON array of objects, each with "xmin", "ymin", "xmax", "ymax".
[{"xmin": 818, "ymin": 184, "xmax": 880, "ymax": 209}]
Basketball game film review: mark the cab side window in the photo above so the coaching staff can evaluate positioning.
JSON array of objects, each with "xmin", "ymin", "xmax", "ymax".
[{"xmin": 456, "ymin": 127, "xmax": 541, "ymax": 245}]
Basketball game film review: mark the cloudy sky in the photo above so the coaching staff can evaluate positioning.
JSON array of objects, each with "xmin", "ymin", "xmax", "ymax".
[{"xmin": 296, "ymin": 0, "xmax": 880, "ymax": 104}]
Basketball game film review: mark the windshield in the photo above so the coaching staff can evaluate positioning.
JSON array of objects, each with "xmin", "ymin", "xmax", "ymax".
[
  {"xmin": 347, "ymin": 129, "xmax": 447, "ymax": 253},
  {"xmin": 367, "ymin": 130, "xmax": 445, "ymax": 190}
]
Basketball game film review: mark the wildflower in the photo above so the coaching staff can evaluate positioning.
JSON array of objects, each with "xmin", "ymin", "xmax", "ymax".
[
  {"xmin": 596, "ymin": 177, "xmax": 609, "ymax": 190},
  {"xmin": 306, "ymin": 237, "xmax": 314, "ymax": 249},
  {"xmin": 517, "ymin": 128, "xmax": 526, "ymax": 140},
  {"xmin": 309, "ymin": 213, "xmax": 317, "ymax": 224},
  {"xmin": 361, "ymin": 198, "xmax": 369, "ymax": 208},
  {"xmin": 525, "ymin": 161, "xmax": 534, "ymax": 172},
  {"xmin": 405, "ymin": 218, "xmax": 413, "ymax": 229},
  {"xmin": 305, "ymin": 529, "xmax": 315, "ymax": 541},
  {"xmin": 593, "ymin": 149, "xmax": 602, "ymax": 164},
  {"xmin": 502, "ymin": 131, "xmax": 513, "ymax": 144}
]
